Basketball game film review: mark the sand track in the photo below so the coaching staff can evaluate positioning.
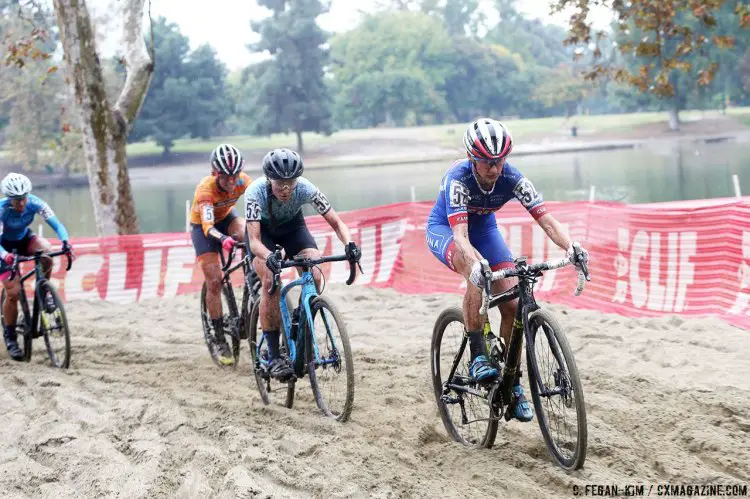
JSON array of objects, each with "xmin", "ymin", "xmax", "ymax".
[{"xmin": 1, "ymin": 286, "xmax": 748, "ymax": 498}]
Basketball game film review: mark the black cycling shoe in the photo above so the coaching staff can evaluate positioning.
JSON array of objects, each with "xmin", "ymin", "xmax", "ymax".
[
  {"xmin": 268, "ymin": 356, "xmax": 294, "ymax": 381},
  {"xmin": 4, "ymin": 329, "xmax": 23, "ymax": 361}
]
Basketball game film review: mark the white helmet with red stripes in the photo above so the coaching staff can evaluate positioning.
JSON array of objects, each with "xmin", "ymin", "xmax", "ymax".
[
  {"xmin": 463, "ymin": 118, "xmax": 513, "ymax": 160},
  {"xmin": 210, "ymin": 143, "xmax": 244, "ymax": 175}
]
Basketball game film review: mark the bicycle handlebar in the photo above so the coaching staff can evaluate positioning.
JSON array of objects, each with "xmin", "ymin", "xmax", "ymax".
[
  {"xmin": 267, "ymin": 246, "xmax": 361, "ymax": 295},
  {"xmin": 478, "ymin": 243, "xmax": 591, "ymax": 316},
  {"xmin": 8, "ymin": 248, "xmax": 73, "ymax": 281},
  {"xmin": 222, "ymin": 241, "xmax": 247, "ymax": 272}
]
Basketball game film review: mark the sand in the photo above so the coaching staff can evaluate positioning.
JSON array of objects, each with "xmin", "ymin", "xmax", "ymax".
[{"xmin": 1, "ymin": 285, "xmax": 749, "ymax": 498}]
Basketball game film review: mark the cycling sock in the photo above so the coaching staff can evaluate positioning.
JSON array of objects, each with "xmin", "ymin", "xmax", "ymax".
[
  {"xmin": 264, "ymin": 329, "xmax": 280, "ymax": 359},
  {"xmin": 211, "ymin": 318, "xmax": 225, "ymax": 341},
  {"xmin": 467, "ymin": 330, "xmax": 484, "ymax": 360},
  {"xmin": 3, "ymin": 324, "xmax": 16, "ymax": 339}
]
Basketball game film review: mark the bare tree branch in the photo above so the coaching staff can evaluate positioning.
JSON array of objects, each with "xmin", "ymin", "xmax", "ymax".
[{"xmin": 113, "ymin": 0, "xmax": 154, "ymax": 129}]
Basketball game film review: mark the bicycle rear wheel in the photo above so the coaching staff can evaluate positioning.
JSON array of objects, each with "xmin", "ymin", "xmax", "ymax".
[
  {"xmin": 0, "ymin": 289, "xmax": 32, "ymax": 362},
  {"xmin": 39, "ymin": 284, "xmax": 71, "ymax": 369},
  {"xmin": 431, "ymin": 306, "xmax": 498, "ymax": 448},
  {"xmin": 247, "ymin": 297, "xmax": 295, "ymax": 408},
  {"xmin": 307, "ymin": 295, "xmax": 354, "ymax": 422},
  {"xmin": 200, "ymin": 282, "xmax": 241, "ymax": 367},
  {"xmin": 526, "ymin": 308, "xmax": 587, "ymax": 471}
]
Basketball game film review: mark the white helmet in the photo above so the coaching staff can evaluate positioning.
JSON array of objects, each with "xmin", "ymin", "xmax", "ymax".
[
  {"xmin": 210, "ymin": 144, "xmax": 244, "ymax": 175},
  {"xmin": 1, "ymin": 173, "xmax": 32, "ymax": 198}
]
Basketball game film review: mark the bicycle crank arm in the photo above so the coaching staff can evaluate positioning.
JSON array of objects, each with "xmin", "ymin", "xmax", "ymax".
[{"xmin": 447, "ymin": 384, "xmax": 488, "ymax": 399}]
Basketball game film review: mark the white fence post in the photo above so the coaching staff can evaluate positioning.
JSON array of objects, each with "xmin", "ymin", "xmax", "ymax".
[
  {"xmin": 588, "ymin": 185, "xmax": 596, "ymax": 202},
  {"xmin": 38, "ymin": 223, "xmax": 43, "ymax": 237},
  {"xmin": 733, "ymin": 174, "xmax": 741, "ymax": 198},
  {"xmin": 410, "ymin": 185, "xmax": 416, "ymax": 203},
  {"xmin": 185, "ymin": 200, "xmax": 190, "ymax": 232}
]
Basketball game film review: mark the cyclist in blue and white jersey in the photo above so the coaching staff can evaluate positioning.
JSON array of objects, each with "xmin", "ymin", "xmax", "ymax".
[
  {"xmin": 244, "ymin": 149, "xmax": 361, "ymax": 380},
  {"xmin": 0, "ymin": 173, "xmax": 74, "ymax": 361},
  {"xmin": 426, "ymin": 118, "xmax": 590, "ymax": 422}
]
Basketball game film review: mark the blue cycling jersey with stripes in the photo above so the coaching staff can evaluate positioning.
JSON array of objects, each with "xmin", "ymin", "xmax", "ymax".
[
  {"xmin": 0, "ymin": 194, "xmax": 69, "ymax": 255},
  {"xmin": 428, "ymin": 159, "xmax": 547, "ymax": 228}
]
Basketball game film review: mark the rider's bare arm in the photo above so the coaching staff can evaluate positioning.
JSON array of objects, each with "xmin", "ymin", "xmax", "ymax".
[
  {"xmin": 535, "ymin": 213, "xmax": 572, "ymax": 251},
  {"xmin": 246, "ymin": 220, "xmax": 271, "ymax": 261},
  {"xmin": 322, "ymin": 208, "xmax": 352, "ymax": 246}
]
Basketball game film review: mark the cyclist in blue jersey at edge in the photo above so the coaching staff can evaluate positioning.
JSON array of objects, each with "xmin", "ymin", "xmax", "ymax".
[
  {"xmin": 426, "ymin": 118, "xmax": 590, "ymax": 422},
  {"xmin": 0, "ymin": 173, "xmax": 74, "ymax": 361},
  {"xmin": 244, "ymin": 148, "xmax": 362, "ymax": 380}
]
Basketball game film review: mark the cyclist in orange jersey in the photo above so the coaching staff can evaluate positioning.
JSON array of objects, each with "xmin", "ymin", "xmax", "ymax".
[{"xmin": 190, "ymin": 144, "xmax": 251, "ymax": 366}]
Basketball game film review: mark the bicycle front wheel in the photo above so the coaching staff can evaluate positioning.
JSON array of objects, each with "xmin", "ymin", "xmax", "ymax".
[
  {"xmin": 431, "ymin": 306, "xmax": 498, "ymax": 448},
  {"xmin": 39, "ymin": 284, "xmax": 71, "ymax": 369},
  {"xmin": 307, "ymin": 295, "xmax": 354, "ymax": 422},
  {"xmin": 200, "ymin": 282, "xmax": 241, "ymax": 367},
  {"xmin": 526, "ymin": 308, "xmax": 587, "ymax": 471}
]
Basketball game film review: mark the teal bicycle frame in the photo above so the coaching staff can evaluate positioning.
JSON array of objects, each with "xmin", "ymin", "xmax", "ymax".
[{"xmin": 255, "ymin": 248, "xmax": 358, "ymax": 375}]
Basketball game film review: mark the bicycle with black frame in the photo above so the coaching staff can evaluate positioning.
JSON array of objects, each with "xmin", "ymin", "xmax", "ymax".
[
  {"xmin": 200, "ymin": 241, "xmax": 259, "ymax": 367},
  {"xmin": 431, "ymin": 242, "xmax": 591, "ymax": 471},
  {"xmin": 247, "ymin": 244, "xmax": 361, "ymax": 421},
  {"xmin": 0, "ymin": 247, "xmax": 73, "ymax": 367}
]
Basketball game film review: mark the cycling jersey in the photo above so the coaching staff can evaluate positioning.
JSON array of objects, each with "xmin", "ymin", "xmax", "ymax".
[
  {"xmin": 0, "ymin": 194, "xmax": 69, "ymax": 258},
  {"xmin": 243, "ymin": 176, "xmax": 331, "ymax": 226},
  {"xmin": 428, "ymin": 159, "xmax": 547, "ymax": 227},
  {"xmin": 426, "ymin": 159, "xmax": 547, "ymax": 272},
  {"xmin": 189, "ymin": 173, "xmax": 251, "ymax": 236}
]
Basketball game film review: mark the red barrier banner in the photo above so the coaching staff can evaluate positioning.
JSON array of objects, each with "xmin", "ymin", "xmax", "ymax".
[{"xmin": 38, "ymin": 198, "xmax": 750, "ymax": 329}]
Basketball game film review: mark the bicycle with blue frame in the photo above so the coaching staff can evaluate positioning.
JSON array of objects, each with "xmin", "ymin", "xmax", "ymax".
[{"xmin": 247, "ymin": 244, "xmax": 361, "ymax": 421}]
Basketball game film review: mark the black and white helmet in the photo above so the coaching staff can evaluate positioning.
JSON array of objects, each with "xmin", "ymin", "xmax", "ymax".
[
  {"xmin": 1, "ymin": 172, "xmax": 32, "ymax": 198},
  {"xmin": 464, "ymin": 118, "xmax": 513, "ymax": 160},
  {"xmin": 210, "ymin": 144, "xmax": 244, "ymax": 175},
  {"xmin": 262, "ymin": 148, "xmax": 304, "ymax": 180}
]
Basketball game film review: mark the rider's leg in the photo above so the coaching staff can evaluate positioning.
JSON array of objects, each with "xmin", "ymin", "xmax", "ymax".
[
  {"xmin": 426, "ymin": 223, "xmax": 498, "ymax": 381},
  {"xmin": 26, "ymin": 235, "xmax": 52, "ymax": 277},
  {"xmin": 479, "ymin": 227, "xmax": 533, "ymax": 422},
  {"xmin": 253, "ymin": 254, "xmax": 292, "ymax": 379},
  {"xmin": 26, "ymin": 235, "xmax": 57, "ymax": 312},
  {"xmin": 2, "ymin": 277, "xmax": 23, "ymax": 360},
  {"xmin": 227, "ymin": 215, "xmax": 246, "ymax": 243}
]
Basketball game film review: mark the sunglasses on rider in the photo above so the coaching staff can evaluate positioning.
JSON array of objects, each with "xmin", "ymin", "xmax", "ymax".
[{"xmin": 471, "ymin": 155, "xmax": 505, "ymax": 167}]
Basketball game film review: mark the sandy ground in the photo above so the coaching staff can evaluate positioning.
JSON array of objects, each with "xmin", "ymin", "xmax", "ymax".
[{"xmin": 1, "ymin": 285, "xmax": 749, "ymax": 498}]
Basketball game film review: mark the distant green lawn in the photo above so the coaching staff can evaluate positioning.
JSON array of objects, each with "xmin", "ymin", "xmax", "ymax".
[
  {"xmin": 3, "ymin": 108, "xmax": 748, "ymax": 160},
  {"xmin": 124, "ymin": 107, "xmax": 750, "ymax": 157}
]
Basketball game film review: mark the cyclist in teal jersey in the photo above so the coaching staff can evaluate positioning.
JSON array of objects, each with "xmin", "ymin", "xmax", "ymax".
[{"xmin": 244, "ymin": 149, "xmax": 361, "ymax": 380}]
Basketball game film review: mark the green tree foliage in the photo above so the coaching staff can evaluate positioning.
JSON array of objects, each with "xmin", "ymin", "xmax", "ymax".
[
  {"xmin": 487, "ymin": 0, "xmax": 571, "ymax": 69},
  {"xmin": 244, "ymin": 0, "xmax": 332, "ymax": 153},
  {"xmin": 330, "ymin": 11, "xmax": 456, "ymax": 127},
  {"xmin": 129, "ymin": 17, "xmax": 229, "ymax": 154},
  {"xmin": 0, "ymin": 1, "xmax": 65, "ymax": 170},
  {"xmin": 532, "ymin": 65, "xmax": 593, "ymax": 117}
]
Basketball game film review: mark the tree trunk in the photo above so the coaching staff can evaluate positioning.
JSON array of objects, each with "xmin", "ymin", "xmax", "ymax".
[
  {"xmin": 667, "ymin": 106, "xmax": 680, "ymax": 132},
  {"xmin": 296, "ymin": 130, "xmax": 304, "ymax": 154},
  {"xmin": 53, "ymin": 0, "xmax": 153, "ymax": 235}
]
